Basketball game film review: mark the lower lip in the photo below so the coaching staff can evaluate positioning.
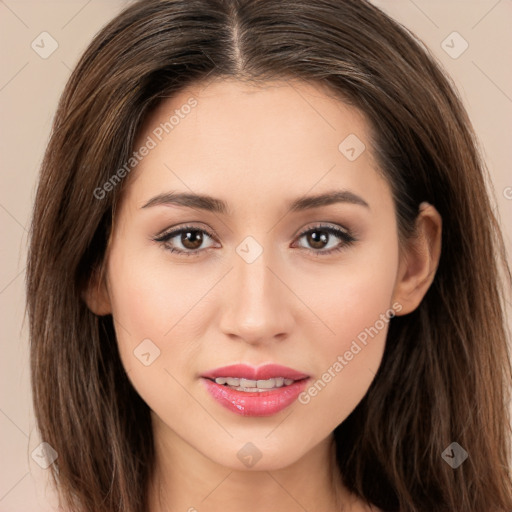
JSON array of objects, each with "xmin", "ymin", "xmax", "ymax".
[{"xmin": 201, "ymin": 378, "xmax": 309, "ymax": 417}]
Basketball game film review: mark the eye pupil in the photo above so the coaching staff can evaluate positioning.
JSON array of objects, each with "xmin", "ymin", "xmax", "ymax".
[
  {"xmin": 308, "ymin": 231, "xmax": 328, "ymax": 249},
  {"xmin": 182, "ymin": 230, "xmax": 203, "ymax": 249}
]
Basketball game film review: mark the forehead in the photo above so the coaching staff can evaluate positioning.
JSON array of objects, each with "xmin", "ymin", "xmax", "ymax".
[{"xmin": 123, "ymin": 78, "xmax": 386, "ymax": 212}]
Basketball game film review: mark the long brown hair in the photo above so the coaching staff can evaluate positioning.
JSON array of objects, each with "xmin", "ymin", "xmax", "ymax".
[{"xmin": 26, "ymin": 0, "xmax": 512, "ymax": 510}]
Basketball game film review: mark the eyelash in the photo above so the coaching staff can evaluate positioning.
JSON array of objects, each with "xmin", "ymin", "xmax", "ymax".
[{"xmin": 153, "ymin": 223, "xmax": 357, "ymax": 257}]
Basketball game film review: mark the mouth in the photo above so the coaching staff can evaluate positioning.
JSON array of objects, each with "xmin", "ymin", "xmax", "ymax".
[{"xmin": 200, "ymin": 363, "xmax": 310, "ymax": 416}]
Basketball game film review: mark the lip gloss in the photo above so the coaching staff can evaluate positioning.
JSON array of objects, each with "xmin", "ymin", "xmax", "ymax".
[{"xmin": 201, "ymin": 377, "xmax": 309, "ymax": 416}]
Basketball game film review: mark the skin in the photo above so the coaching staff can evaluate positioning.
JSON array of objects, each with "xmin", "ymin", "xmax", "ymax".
[{"xmin": 86, "ymin": 78, "xmax": 442, "ymax": 512}]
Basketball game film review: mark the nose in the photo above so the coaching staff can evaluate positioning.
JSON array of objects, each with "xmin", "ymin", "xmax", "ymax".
[{"xmin": 218, "ymin": 241, "xmax": 295, "ymax": 346}]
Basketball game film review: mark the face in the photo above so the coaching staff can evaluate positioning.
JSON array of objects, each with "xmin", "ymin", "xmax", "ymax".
[{"xmin": 95, "ymin": 78, "xmax": 406, "ymax": 471}]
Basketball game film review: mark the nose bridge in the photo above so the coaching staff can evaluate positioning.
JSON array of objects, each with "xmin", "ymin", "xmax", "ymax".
[{"xmin": 219, "ymin": 234, "xmax": 292, "ymax": 342}]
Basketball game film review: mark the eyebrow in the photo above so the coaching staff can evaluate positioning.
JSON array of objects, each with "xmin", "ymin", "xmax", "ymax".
[{"xmin": 141, "ymin": 189, "xmax": 370, "ymax": 214}]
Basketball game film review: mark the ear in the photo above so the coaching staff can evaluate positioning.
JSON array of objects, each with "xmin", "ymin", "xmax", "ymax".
[
  {"xmin": 82, "ymin": 264, "xmax": 112, "ymax": 316},
  {"xmin": 392, "ymin": 202, "xmax": 442, "ymax": 316}
]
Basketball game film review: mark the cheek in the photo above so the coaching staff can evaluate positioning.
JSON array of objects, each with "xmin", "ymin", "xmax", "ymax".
[
  {"xmin": 107, "ymin": 239, "xmax": 214, "ymax": 340},
  {"xmin": 298, "ymin": 230, "xmax": 398, "ymax": 352},
  {"xmin": 295, "ymin": 240, "xmax": 399, "ymax": 423},
  {"xmin": 332, "ymin": 268, "xmax": 396, "ymax": 352},
  {"xmin": 104, "ymin": 248, "xmax": 211, "ymax": 404}
]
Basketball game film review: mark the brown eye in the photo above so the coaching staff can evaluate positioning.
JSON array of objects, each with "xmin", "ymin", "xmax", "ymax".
[
  {"xmin": 154, "ymin": 225, "xmax": 217, "ymax": 257},
  {"xmin": 180, "ymin": 230, "xmax": 204, "ymax": 250},
  {"xmin": 305, "ymin": 230, "xmax": 329, "ymax": 249},
  {"xmin": 295, "ymin": 225, "xmax": 356, "ymax": 255}
]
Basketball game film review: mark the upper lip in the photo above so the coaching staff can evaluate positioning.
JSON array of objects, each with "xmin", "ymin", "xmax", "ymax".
[{"xmin": 201, "ymin": 363, "xmax": 309, "ymax": 381}]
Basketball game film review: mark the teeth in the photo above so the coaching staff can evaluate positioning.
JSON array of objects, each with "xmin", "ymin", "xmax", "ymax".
[
  {"xmin": 258, "ymin": 378, "xmax": 276, "ymax": 389},
  {"xmin": 214, "ymin": 376, "xmax": 297, "ymax": 390},
  {"xmin": 240, "ymin": 378, "xmax": 257, "ymax": 387}
]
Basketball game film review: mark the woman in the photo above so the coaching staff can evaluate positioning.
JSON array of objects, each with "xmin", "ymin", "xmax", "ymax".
[{"xmin": 26, "ymin": 0, "xmax": 512, "ymax": 511}]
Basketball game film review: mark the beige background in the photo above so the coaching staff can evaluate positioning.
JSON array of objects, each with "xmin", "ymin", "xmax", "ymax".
[{"xmin": 1, "ymin": 1, "xmax": 511, "ymax": 510}]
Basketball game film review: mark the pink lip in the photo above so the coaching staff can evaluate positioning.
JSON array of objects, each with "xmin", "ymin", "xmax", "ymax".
[
  {"xmin": 200, "ymin": 363, "xmax": 310, "ymax": 417},
  {"xmin": 201, "ymin": 363, "xmax": 309, "ymax": 381}
]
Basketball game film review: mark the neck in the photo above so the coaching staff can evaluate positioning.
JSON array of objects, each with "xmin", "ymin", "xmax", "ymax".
[{"xmin": 147, "ymin": 414, "xmax": 362, "ymax": 512}]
